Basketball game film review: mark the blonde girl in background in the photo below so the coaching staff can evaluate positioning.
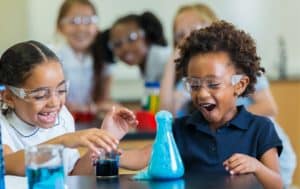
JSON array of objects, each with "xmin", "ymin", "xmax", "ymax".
[{"xmin": 160, "ymin": 3, "xmax": 218, "ymax": 117}]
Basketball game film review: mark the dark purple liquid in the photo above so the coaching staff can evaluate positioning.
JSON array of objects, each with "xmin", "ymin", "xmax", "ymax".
[{"xmin": 96, "ymin": 159, "xmax": 118, "ymax": 178}]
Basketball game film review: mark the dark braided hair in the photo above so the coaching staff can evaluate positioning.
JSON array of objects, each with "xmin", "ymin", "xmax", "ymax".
[
  {"xmin": 176, "ymin": 20, "xmax": 264, "ymax": 97},
  {"xmin": 0, "ymin": 41, "xmax": 60, "ymax": 87},
  {"xmin": 0, "ymin": 41, "xmax": 60, "ymax": 114},
  {"xmin": 90, "ymin": 29, "xmax": 114, "ymax": 102}
]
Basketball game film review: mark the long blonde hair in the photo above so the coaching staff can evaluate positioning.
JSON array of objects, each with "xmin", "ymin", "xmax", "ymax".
[
  {"xmin": 173, "ymin": 3, "xmax": 218, "ymax": 46},
  {"xmin": 56, "ymin": 0, "xmax": 97, "ymax": 30}
]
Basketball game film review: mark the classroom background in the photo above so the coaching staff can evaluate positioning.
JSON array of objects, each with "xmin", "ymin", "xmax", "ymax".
[{"xmin": 1, "ymin": 0, "xmax": 300, "ymax": 188}]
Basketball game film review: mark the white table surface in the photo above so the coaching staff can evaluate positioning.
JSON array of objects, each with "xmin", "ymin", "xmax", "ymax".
[
  {"xmin": 5, "ymin": 176, "xmax": 70, "ymax": 189},
  {"xmin": 5, "ymin": 176, "xmax": 27, "ymax": 189}
]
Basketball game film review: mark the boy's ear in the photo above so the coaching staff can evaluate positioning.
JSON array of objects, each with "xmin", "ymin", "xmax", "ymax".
[
  {"xmin": 2, "ymin": 90, "xmax": 15, "ymax": 109},
  {"xmin": 234, "ymin": 76, "xmax": 249, "ymax": 96}
]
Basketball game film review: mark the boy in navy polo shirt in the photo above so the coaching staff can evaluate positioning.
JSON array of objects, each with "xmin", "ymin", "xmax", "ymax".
[{"xmin": 117, "ymin": 21, "xmax": 283, "ymax": 189}]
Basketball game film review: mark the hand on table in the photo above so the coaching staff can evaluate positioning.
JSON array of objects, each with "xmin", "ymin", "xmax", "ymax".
[
  {"xmin": 61, "ymin": 128, "xmax": 119, "ymax": 154},
  {"xmin": 223, "ymin": 153, "xmax": 262, "ymax": 175}
]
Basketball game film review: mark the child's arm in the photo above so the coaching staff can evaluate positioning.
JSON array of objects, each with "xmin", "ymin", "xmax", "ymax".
[
  {"xmin": 101, "ymin": 106, "xmax": 138, "ymax": 140},
  {"xmin": 70, "ymin": 144, "xmax": 152, "ymax": 176},
  {"xmin": 67, "ymin": 107, "xmax": 138, "ymax": 175},
  {"xmin": 74, "ymin": 144, "xmax": 152, "ymax": 175},
  {"xmin": 3, "ymin": 145, "xmax": 26, "ymax": 176},
  {"xmin": 56, "ymin": 107, "xmax": 138, "ymax": 175},
  {"xmin": 246, "ymin": 88, "xmax": 278, "ymax": 117},
  {"xmin": 119, "ymin": 144, "xmax": 152, "ymax": 170},
  {"xmin": 69, "ymin": 150, "xmax": 95, "ymax": 175},
  {"xmin": 223, "ymin": 148, "xmax": 283, "ymax": 189},
  {"xmin": 3, "ymin": 128, "xmax": 118, "ymax": 176},
  {"xmin": 59, "ymin": 107, "xmax": 138, "ymax": 175},
  {"xmin": 4, "ymin": 107, "xmax": 137, "ymax": 176}
]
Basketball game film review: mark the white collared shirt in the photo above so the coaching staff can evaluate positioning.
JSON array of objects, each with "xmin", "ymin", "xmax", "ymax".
[
  {"xmin": 54, "ymin": 44, "xmax": 112, "ymax": 106},
  {"xmin": 144, "ymin": 45, "xmax": 171, "ymax": 82},
  {"xmin": 0, "ymin": 106, "xmax": 80, "ymax": 174}
]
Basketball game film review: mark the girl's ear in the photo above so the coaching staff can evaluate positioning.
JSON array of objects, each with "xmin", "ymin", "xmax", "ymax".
[
  {"xmin": 234, "ymin": 76, "xmax": 249, "ymax": 96},
  {"xmin": 2, "ymin": 89, "xmax": 15, "ymax": 109}
]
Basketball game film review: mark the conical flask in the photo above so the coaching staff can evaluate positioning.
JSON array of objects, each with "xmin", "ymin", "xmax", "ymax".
[{"xmin": 148, "ymin": 111, "xmax": 184, "ymax": 179}]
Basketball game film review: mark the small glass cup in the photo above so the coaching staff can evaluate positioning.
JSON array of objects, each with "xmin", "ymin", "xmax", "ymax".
[
  {"xmin": 95, "ymin": 151, "xmax": 119, "ymax": 179},
  {"xmin": 25, "ymin": 145, "xmax": 65, "ymax": 189}
]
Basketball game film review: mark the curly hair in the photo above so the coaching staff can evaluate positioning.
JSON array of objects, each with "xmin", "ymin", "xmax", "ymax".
[{"xmin": 175, "ymin": 20, "xmax": 264, "ymax": 97}]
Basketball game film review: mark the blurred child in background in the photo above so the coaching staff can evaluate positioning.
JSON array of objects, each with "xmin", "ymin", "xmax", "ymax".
[
  {"xmin": 108, "ymin": 11, "xmax": 171, "ymax": 82},
  {"xmin": 160, "ymin": 3, "xmax": 218, "ymax": 116},
  {"xmin": 55, "ymin": 0, "xmax": 116, "ymax": 117}
]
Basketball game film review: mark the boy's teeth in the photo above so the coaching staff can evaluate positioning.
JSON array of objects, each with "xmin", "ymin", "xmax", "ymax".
[{"xmin": 201, "ymin": 103, "xmax": 212, "ymax": 107}]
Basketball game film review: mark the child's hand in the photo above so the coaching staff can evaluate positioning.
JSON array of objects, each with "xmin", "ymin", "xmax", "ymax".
[
  {"xmin": 62, "ymin": 128, "xmax": 119, "ymax": 154},
  {"xmin": 223, "ymin": 153, "xmax": 262, "ymax": 175},
  {"xmin": 101, "ymin": 106, "xmax": 138, "ymax": 140},
  {"xmin": 90, "ymin": 149, "xmax": 123, "ymax": 166}
]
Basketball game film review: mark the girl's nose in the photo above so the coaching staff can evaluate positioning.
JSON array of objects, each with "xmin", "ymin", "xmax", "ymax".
[
  {"xmin": 119, "ymin": 40, "xmax": 131, "ymax": 52},
  {"xmin": 76, "ymin": 23, "xmax": 87, "ymax": 31},
  {"xmin": 46, "ymin": 92, "xmax": 61, "ymax": 107}
]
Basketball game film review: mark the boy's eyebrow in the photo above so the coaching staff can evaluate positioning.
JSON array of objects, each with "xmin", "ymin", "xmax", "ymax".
[
  {"xmin": 57, "ymin": 80, "xmax": 67, "ymax": 87},
  {"xmin": 190, "ymin": 75, "xmax": 220, "ymax": 80}
]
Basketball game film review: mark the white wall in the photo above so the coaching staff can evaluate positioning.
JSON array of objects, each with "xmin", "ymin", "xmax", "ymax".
[
  {"xmin": 1, "ymin": 0, "xmax": 300, "ymax": 99},
  {"xmin": 0, "ymin": 0, "xmax": 29, "ymax": 52}
]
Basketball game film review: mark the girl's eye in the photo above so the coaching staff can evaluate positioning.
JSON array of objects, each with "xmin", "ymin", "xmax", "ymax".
[
  {"xmin": 32, "ymin": 95, "xmax": 47, "ymax": 100},
  {"xmin": 112, "ymin": 41, "xmax": 122, "ymax": 49},
  {"xmin": 128, "ymin": 32, "xmax": 138, "ymax": 42},
  {"xmin": 207, "ymin": 83, "xmax": 221, "ymax": 89},
  {"xmin": 28, "ymin": 91, "xmax": 48, "ymax": 100}
]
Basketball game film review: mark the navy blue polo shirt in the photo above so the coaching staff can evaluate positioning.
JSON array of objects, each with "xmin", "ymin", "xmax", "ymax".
[{"xmin": 172, "ymin": 106, "xmax": 282, "ymax": 175}]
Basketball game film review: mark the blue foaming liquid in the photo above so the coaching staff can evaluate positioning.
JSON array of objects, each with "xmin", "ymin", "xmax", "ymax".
[
  {"xmin": 147, "ymin": 111, "xmax": 184, "ymax": 180},
  {"xmin": 26, "ymin": 165, "xmax": 64, "ymax": 189}
]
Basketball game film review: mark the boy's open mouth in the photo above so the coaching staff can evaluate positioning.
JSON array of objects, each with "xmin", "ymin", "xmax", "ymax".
[{"xmin": 200, "ymin": 103, "xmax": 216, "ymax": 112}]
